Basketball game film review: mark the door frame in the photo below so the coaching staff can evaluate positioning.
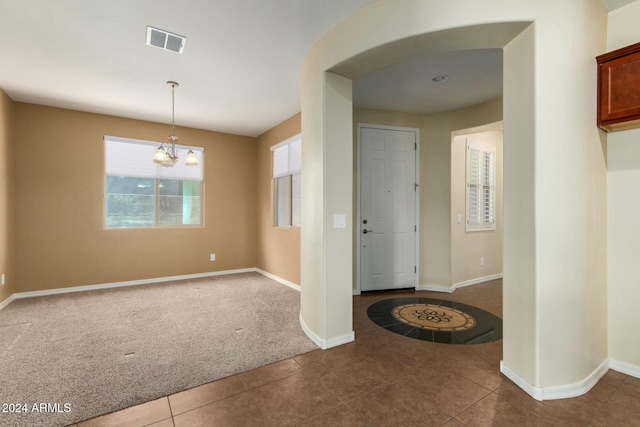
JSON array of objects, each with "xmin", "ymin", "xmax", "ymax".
[{"xmin": 356, "ymin": 123, "xmax": 421, "ymax": 294}]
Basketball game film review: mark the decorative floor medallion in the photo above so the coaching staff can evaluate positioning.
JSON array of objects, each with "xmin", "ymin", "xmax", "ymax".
[
  {"xmin": 367, "ymin": 297, "xmax": 502, "ymax": 344},
  {"xmin": 392, "ymin": 303, "xmax": 476, "ymax": 331}
]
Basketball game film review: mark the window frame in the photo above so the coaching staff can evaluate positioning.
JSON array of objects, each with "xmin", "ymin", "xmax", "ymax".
[
  {"xmin": 465, "ymin": 139, "xmax": 496, "ymax": 232},
  {"xmin": 271, "ymin": 134, "xmax": 301, "ymax": 228},
  {"xmin": 104, "ymin": 136, "xmax": 205, "ymax": 230}
]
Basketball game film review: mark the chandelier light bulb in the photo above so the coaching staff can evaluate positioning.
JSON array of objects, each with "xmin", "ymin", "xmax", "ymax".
[
  {"xmin": 185, "ymin": 150, "xmax": 199, "ymax": 166},
  {"xmin": 153, "ymin": 146, "xmax": 168, "ymax": 163}
]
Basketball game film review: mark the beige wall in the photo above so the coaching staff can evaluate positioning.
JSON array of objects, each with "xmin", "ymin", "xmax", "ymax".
[
  {"xmin": 14, "ymin": 103, "xmax": 257, "ymax": 292},
  {"xmin": 256, "ymin": 113, "xmax": 301, "ymax": 285},
  {"xmin": 353, "ymin": 100, "xmax": 502, "ymax": 292},
  {"xmin": 420, "ymin": 99, "xmax": 503, "ymax": 290},
  {"xmin": 0, "ymin": 89, "xmax": 15, "ymax": 303},
  {"xmin": 451, "ymin": 128, "xmax": 503, "ymax": 286},
  {"xmin": 607, "ymin": 0, "xmax": 640, "ymax": 371}
]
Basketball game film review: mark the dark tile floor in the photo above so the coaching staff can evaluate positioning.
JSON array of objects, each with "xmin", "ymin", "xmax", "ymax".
[{"xmin": 77, "ymin": 280, "xmax": 640, "ymax": 426}]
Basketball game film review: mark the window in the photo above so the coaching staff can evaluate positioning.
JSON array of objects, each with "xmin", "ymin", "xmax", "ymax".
[
  {"xmin": 466, "ymin": 139, "xmax": 496, "ymax": 231},
  {"xmin": 271, "ymin": 135, "xmax": 301, "ymax": 227},
  {"xmin": 104, "ymin": 136, "xmax": 204, "ymax": 228}
]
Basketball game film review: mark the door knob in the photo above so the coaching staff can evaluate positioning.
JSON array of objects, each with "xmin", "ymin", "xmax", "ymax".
[{"xmin": 363, "ymin": 229, "xmax": 373, "ymax": 234}]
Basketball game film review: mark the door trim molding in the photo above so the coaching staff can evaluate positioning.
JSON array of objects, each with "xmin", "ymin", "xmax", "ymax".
[{"xmin": 356, "ymin": 123, "xmax": 420, "ymax": 293}]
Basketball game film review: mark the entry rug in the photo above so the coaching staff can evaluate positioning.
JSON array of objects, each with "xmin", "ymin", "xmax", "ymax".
[{"xmin": 367, "ymin": 297, "xmax": 502, "ymax": 344}]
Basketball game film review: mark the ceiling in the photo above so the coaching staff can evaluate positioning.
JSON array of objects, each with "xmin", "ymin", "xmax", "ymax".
[
  {"xmin": 353, "ymin": 48, "xmax": 503, "ymax": 115},
  {"xmin": 0, "ymin": 0, "xmax": 377, "ymax": 137},
  {"xmin": 602, "ymin": 0, "xmax": 638, "ymax": 10},
  {"xmin": 0, "ymin": 0, "xmax": 634, "ymax": 137}
]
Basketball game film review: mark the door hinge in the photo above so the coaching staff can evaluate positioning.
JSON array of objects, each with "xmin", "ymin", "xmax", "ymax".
[
  {"xmin": 414, "ymin": 266, "xmax": 417, "ymax": 273},
  {"xmin": 414, "ymin": 225, "xmax": 417, "ymax": 232},
  {"xmin": 414, "ymin": 183, "xmax": 419, "ymax": 191},
  {"xmin": 414, "ymin": 142, "xmax": 417, "ymax": 150}
]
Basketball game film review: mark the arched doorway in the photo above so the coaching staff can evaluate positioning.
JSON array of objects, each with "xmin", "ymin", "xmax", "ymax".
[{"xmin": 299, "ymin": 0, "xmax": 608, "ymax": 400}]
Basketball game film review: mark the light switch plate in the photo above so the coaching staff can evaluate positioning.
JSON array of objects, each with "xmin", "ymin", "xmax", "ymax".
[{"xmin": 334, "ymin": 214, "xmax": 346, "ymax": 229}]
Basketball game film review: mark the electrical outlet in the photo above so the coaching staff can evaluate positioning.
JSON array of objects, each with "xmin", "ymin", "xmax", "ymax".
[
  {"xmin": 210, "ymin": 254, "xmax": 216, "ymax": 262},
  {"xmin": 480, "ymin": 257, "xmax": 485, "ymax": 267},
  {"xmin": 1, "ymin": 274, "xmax": 5, "ymax": 286}
]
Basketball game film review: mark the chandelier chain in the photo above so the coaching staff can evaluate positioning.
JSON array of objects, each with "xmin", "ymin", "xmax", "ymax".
[
  {"xmin": 171, "ymin": 82, "xmax": 175, "ymax": 138},
  {"xmin": 153, "ymin": 80, "xmax": 197, "ymax": 167}
]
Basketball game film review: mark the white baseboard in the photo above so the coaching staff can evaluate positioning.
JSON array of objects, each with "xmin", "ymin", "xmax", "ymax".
[
  {"xmin": 416, "ymin": 284, "xmax": 454, "ymax": 293},
  {"xmin": 416, "ymin": 274, "xmax": 503, "ymax": 294},
  {"xmin": 453, "ymin": 274, "xmax": 503, "ymax": 291},
  {"xmin": 500, "ymin": 358, "xmax": 610, "ymax": 401},
  {"xmin": 0, "ymin": 293, "xmax": 16, "ymax": 312},
  {"xmin": 327, "ymin": 331, "xmax": 356, "ymax": 348},
  {"xmin": 541, "ymin": 359, "xmax": 610, "ymax": 400},
  {"xmin": 0, "ymin": 267, "xmax": 301, "ymax": 313},
  {"xmin": 255, "ymin": 268, "xmax": 300, "ymax": 292},
  {"xmin": 299, "ymin": 312, "xmax": 324, "ymax": 349},
  {"xmin": 500, "ymin": 361, "xmax": 543, "ymax": 400},
  {"xmin": 352, "ymin": 289, "xmax": 361, "ymax": 295},
  {"xmin": 11, "ymin": 268, "xmax": 257, "ymax": 301},
  {"xmin": 610, "ymin": 358, "xmax": 640, "ymax": 378},
  {"xmin": 299, "ymin": 312, "xmax": 354, "ymax": 350}
]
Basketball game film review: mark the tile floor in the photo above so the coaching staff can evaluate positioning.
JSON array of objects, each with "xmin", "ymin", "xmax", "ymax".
[{"xmin": 74, "ymin": 280, "xmax": 640, "ymax": 426}]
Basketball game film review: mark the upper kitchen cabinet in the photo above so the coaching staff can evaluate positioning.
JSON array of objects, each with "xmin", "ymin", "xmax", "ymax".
[{"xmin": 597, "ymin": 41, "xmax": 640, "ymax": 132}]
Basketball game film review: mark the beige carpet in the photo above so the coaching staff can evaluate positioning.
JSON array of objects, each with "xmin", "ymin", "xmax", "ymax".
[{"xmin": 0, "ymin": 272, "xmax": 317, "ymax": 427}]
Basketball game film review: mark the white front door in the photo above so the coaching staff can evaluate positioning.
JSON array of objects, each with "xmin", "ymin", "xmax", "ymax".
[{"xmin": 360, "ymin": 126, "xmax": 417, "ymax": 291}]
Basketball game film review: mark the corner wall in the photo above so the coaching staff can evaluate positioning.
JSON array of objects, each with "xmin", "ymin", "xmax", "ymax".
[
  {"xmin": 256, "ymin": 113, "xmax": 301, "ymax": 285},
  {"xmin": 14, "ymin": 103, "xmax": 257, "ymax": 292},
  {"xmin": 532, "ymin": 1, "xmax": 607, "ymax": 388},
  {"xmin": 0, "ymin": 89, "xmax": 15, "ymax": 304},
  {"xmin": 606, "ymin": 0, "xmax": 640, "ymax": 374}
]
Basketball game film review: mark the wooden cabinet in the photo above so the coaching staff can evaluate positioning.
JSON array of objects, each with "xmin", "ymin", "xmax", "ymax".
[{"xmin": 597, "ymin": 42, "xmax": 640, "ymax": 132}]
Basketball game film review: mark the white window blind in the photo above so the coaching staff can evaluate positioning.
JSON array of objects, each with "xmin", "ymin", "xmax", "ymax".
[
  {"xmin": 271, "ymin": 135, "xmax": 301, "ymax": 178},
  {"xmin": 466, "ymin": 139, "xmax": 496, "ymax": 231},
  {"xmin": 105, "ymin": 136, "xmax": 204, "ymax": 181},
  {"xmin": 272, "ymin": 144, "xmax": 290, "ymax": 178}
]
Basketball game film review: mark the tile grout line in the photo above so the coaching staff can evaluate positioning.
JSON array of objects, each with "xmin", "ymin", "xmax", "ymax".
[
  {"xmin": 166, "ymin": 395, "xmax": 175, "ymax": 420},
  {"xmin": 448, "ymin": 387, "xmax": 500, "ymax": 425},
  {"xmin": 168, "ymin": 364, "xmax": 307, "ymax": 419}
]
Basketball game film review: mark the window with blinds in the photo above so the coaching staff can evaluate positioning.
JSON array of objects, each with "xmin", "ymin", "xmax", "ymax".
[
  {"xmin": 271, "ymin": 134, "xmax": 301, "ymax": 227},
  {"xmin": 104, "ymin": 136, "xmax": 204, "ymax": 228},
  {"xmin": 466, "ymin": 139, "xmax": 496, "ymax": 231}
]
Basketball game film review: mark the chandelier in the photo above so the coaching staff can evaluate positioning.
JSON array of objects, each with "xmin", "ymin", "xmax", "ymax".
[{"xmin": 153, "ymin": 81, "xmax": 199, "ymax": 167}]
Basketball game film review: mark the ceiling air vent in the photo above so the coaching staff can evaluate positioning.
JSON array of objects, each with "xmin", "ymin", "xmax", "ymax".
[{"xmin": 146, "ymin": 26, "xmax": 186, "ymax": 54}]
